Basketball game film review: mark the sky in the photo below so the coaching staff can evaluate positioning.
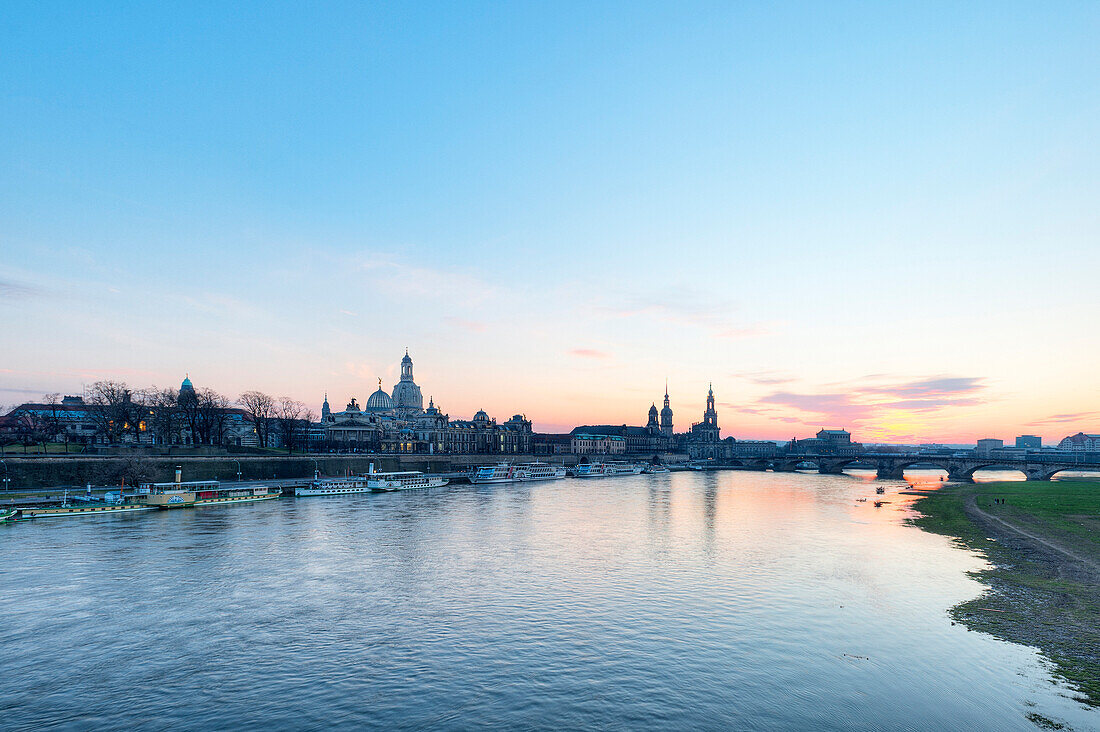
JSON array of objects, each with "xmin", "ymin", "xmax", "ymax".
[{"xmin": 1, "ymin": 1, "xmax": 1098, "ymax": 442}]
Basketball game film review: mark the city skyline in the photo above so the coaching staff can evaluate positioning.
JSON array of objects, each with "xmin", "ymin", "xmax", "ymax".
[{"xmin": 2, "ymin": 3, "xmax": 1098, "ymax": 442}]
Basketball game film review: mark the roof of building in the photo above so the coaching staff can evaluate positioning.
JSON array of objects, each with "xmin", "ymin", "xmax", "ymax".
[{"xmin": 365, "ymin": 388, "xmax": 395, "ymax": 411}]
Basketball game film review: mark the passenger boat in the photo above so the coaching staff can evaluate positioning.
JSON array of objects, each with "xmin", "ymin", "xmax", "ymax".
[
  {"xmin": 642, "ymin": 464, "xmax": 670, "ymax": 474},
  {"xmin": 0, "ymin": 508, "xmax": 21, "ymax": 523},
  {"xmin": 516, "ymin": 462, "xmax": 567, "ymax": 482},
  {"xmin": 295, "ymin": 477, "xmax": 369, "ymax": 496},
  {"xmin": 470, "ymin": 462, "xmax": 567, "ymax": 484},
  {"xmin": 573, "ymin": 462, "xmax": 643, "ymax": 478},
  {"xmin": 366, "ymin": 471, "xmax": 449, "ymax": 492},
  {"xmin": 470, "ymin": 463, "xmax": 517, "ymax": 484},
  {"xmin": 18, "ymin": 490, "xmax": 157, "ymax": 519},
  {"xmin": 138, "ymin": 480, "xmax": 281, "ymax": 507}
]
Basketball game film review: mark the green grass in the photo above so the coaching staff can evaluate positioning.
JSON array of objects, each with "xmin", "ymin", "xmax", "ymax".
[
  {"xmin": 910, "ymin": 481, "xmax": 1100, "ymax": 708},
  {"xmin": 0, "ymin": 442, "xmax": 85, "ymax": 455}
]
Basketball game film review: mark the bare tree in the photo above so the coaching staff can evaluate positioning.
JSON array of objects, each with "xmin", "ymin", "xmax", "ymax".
[
  {"xmin": 14, "ymin": 410, "xmax": 48, "ymax": 454},
  {"xmin": 41, "ymin": 393, "xmax": 67, "ymax": 452},
  {"xmin": 145, "ymin": 387, "xmax": 182, "ymax": 445},
  {"xmin": 239, "ymin": 391, "xmax": 275, "ymax": 448},
  {"xmin": 274, "ymin": 397, "xmax": 313, "ymax": 454},
  {"xmin": 195, "ymin": 388, "xmax": 231, "ymax": 445},
  {"xmin": 86, "ymin": 381, "xmax": 132, "ymax": 444}
]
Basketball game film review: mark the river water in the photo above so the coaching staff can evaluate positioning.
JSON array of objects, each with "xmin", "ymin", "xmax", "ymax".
[{"xmin": 1, "ymin": 471, "xmax": 1095, "ymax": 730}]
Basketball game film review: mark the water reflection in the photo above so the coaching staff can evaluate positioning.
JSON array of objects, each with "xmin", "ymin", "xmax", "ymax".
[{"xmin": 0, "ymin": 471, "xmax": 1095, "ymax": 730}]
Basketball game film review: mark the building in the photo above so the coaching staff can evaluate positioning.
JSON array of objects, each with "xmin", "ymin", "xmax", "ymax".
[
  {"xmin": 788, "ymin": 429, "xmax": 862, "ymax": 456},
  {"xmin": 683, "ymin": 384, "xmax": 723, "ymax": 459},
  {"xmin": 975, "ymin": 438, "xmax": 1004, "ymax": 456},
  {"xmin": 1015, "ymin": 435, "xmax": 1041, "ymax": 449},
  {"xmin": 1059, "ymin": 432, "xmax": 1100, "ymax": 451},
  {"xmin": 571, "ymin": 433, "xmax": 626, "ymax": 455},
  {"xmin": 659, "ymin": 382, "xmax": 674, "ymax": 437},
  {"xmin": 321, "ymin": 351, "xmax": 532, "ymax": 454}
]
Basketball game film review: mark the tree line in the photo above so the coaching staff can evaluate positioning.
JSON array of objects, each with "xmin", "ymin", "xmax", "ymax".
[{"xmin": 1, "ymin": 381, "xmax": 314, "ymax": 454}]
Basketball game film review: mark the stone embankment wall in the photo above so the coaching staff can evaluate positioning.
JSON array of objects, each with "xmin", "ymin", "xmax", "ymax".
[{"xmin": 0, "ymin": 451, "xmax": 689, "ymax": 489}]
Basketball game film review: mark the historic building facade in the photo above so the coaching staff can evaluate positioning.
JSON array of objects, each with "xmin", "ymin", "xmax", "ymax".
[{"xmin": 321, "ymin": 351, "xmax": 532, "ymax": 454}]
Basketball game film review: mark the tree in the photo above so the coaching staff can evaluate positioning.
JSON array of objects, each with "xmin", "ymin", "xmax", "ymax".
[
  {"xmin": 239, "ymin": 391, "xmax": 275, "ymax": 448},
  {"xmin": 86, "ymin": 380, "xmax": 133, "ymax": 444},
  {"xmin": 145, "ymin": 387, "xmax": 182, "ymax": 445},
  {"xmin": 274, "ymin": 397, "xmax": 313, "ymax": 454},
  {"xmin": 195, "ymin": 388, "xmax": 231, "ymax": 445},
  {"xmin": 41, "ymin": 393, "xmax": 67, "ymax": 452},
  {"xmin": 14, "ymin": 410, "xmax": 48, "ymax": 454}
]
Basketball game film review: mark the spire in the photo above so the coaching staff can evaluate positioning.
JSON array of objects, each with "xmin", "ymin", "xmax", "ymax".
[{"xmin": 665, "ymin": 378, "xmax": 669, "ymax": 398}]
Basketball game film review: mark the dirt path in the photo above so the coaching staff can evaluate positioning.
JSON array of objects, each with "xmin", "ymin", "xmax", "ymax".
[{"xmin": 965, "ymin": 494, "xmax": 1100, "ymax": 578}]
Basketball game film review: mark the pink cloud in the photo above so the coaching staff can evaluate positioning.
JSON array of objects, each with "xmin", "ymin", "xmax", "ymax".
[{"xmin": 569, "ymin": 349, "xmax": 610, "ymax": 359}]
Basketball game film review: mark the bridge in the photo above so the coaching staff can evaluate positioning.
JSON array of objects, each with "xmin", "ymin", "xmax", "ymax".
[{"xmin": 734, "ymin": 452, "xmax": 1100, "ymax": 482}]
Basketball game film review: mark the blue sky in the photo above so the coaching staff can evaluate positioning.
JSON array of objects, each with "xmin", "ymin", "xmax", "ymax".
[{"xmin": 2, "ymin": 1, "xmax": 1098, "ymax": 440}]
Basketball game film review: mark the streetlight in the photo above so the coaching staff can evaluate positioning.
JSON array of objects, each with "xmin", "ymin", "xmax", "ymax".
[
  {"xmin": 233, "ymin": 459, "xmax": 242, "ymax": 482},
  {"xmin": 0, "ymin": 459, "xmax": 9, "ymax": 492},
  {"xmin": 311, "ymin": 458, "xmax": 320, "ymax": 480}
]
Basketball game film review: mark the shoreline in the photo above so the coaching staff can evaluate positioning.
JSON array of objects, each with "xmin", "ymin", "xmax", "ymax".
[{"xmin": 909, "ymin": 480, "xmax": 1100, "ymax": 709}]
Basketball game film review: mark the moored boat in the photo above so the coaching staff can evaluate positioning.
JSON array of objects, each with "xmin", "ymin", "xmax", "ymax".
[
  {"xmin": 136, "ymin": 480, "xmax": 280, "ymax": 508},
  {"xmin": 295, "ymin": 477, "xmax": 369, "ymax": 496},
  {"xmin": 0, "ymin": 508, "xmax": 21, "ymax": 523},
  {"xmin": 643, "ymin": 464, "xmax": 670, "ymax": 474},
  {"xmin": 573, "ymin": 462, "xmax": 643, "ymax": 478},
  {"xmin": 366, "ymin": 471, "xmax": 449, "ymax": 492},
  {"xmin": 470, "ymin": 462, "xmax": 566, "ymax": 484},
  {"xmin": 19, "ymin": 490, "xmax": 157, "ymax": 519}
]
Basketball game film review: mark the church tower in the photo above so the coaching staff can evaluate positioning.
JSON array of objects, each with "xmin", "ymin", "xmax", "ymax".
[
  {"xmin": 659, "ymin": 381, "xmax": 674, "ymax": 436},
  {"xmin": 647, "ymin": 403, "xmax": 659, "ymax": 432},
  {"xmin": 321, "ymin": 393, "xmax": 331, "ymax": 422},
  {"xmin": 703, "ymin": 383, "xmax": 718, "ymax": 427}
]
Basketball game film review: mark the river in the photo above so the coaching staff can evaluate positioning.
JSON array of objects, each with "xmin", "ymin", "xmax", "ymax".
[{"xmin": 1, "ymin": 470, "xmax": 1095, "ymax": 730}]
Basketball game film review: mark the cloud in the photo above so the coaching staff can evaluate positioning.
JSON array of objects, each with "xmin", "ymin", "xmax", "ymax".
[
  {"xmin": 753, "ymin": 375, "xmax": 991, "ymax": 429},
  {"xmin": 569, "ymin": 348, "xmax": 610, "ymax": 359},
  {"xmin": 733, "ymin": 370, "xmax": 795, "ymax": 385},
  {"xmin": 1025, "ymin": 411, "xmax": 1100, "ymax": 426},
  {"xmin": 444, "ymin": 316, "xmax": 487, "ymax": 333},
  {"xmin": 0, "ymin": 280, "xmax": 38, "ymax": 299},
  {"xmin": 352, "ymin": 252, "xmax": 496, "ymax": 302},
  {"xmin": 862, "ymin": 376, "xmax": 986, "ymax": 399},
  {"xmin": 339, "ymin": 309, "xmax": 358, "ymax": 317},
  {"xmin": 598, "ymin": 290, "xmax": 768, "ymax": 340}
]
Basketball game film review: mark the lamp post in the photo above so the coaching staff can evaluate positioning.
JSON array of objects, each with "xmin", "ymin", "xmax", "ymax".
[
  {"xmin": 0, "ymin": 459, "xmax": 9, "ymax": 492},
  {"xmin": 311, "ymin": 458, "xmax": 320, "ymax": 480},
  {"xmin": 233, "ymin": 459, "xmax": 242, "ymax": 482}
]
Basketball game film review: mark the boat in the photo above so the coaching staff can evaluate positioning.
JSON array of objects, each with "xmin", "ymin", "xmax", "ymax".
[
  {"xmin": 18, "ymin": 489, "xmax": 157, "ymax": 519},
  {"xmin": 573, "ymin": 462, "xmax": 644, "ymax": 478},
  {"xmin": 516, "ymin": 462, "xmax": 567, "ymax": 481},
  {"xmin": 470, "ymin": 463, "xmax": 518, "ymax": 484},
  {"xmin": 643, "ymin": 464, "xmax": 670, "ymax": 474},
  {"xmin": 875, "ymin": 486, "xmax": 886, "ymax": 495},
  {"xmin": 137, "ymin": 480, "xmax": 281, "ymax": 507},
  {"xmin": 0, "ymin": 508, "xmax": 21, "ymax": 523},
  {"xmin": 470, "ymin": 462, "xmax": 566, "ymax": 484},
  {"xmin": 295, "ymin": 477, "xmax": 369, "ymax": 496},
  {"xmin": 366, "ymin": 471, "xmax": 449, "ymax": 492}
]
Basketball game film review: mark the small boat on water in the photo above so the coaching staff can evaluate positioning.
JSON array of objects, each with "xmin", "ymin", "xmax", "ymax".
[
  {"xmin": 875, "ymin": 486, "xmax": 886, "ymax": 495},
  {"xmin": 295, "ymin": 477, "xmax": 369, "ymax": 497},
  {"xmin": 643, "ymin": 464, "xmax": 670, "ymax": 474},
  {"xmin": 470, "ymin": 462, "xmax": 566, "ymax": 484},
  {"xmin": 573, "ymin": 462, "xmax": 644, "ymax": 478},
  {"xmin": 366, "ymin": 471, "xmax": 449, "ymax": 492},
  {"xmin": 0, "ymin": 508, "xmax": 20, "ymax": 523}
]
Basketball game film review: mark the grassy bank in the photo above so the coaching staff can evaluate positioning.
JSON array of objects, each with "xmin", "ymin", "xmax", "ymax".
[{"xmin": 910, "ymin": 480, "xmax": 1100, "ymax": 707}]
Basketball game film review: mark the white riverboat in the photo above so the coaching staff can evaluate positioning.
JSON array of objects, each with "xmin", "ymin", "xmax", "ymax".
[
  {"xmin": 517, "ymin": 462, "xmax": 567, "ymax": 482},
  {"xmin": 642, "ymin": 464, "xmax": 670, "ymax": 474},
  {"xmin": 295, "ymin": 478, "xmax": 370, "ymax": 497},
  {"xmin": 470, "ymin": 462, "xmax": 566, "ymax": 484},
  {"xmin": 366, "ymin": 471, "xmax": 449, "ymax": 492},
  {"xmin": 573, "ymin": 462, "xmax": 644, "ymax": 478}
]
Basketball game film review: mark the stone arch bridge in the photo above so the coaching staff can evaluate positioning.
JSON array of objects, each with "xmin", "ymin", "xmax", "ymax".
[{"xmin": 735, "ymin": 453, "xmax": 1100, "ymax": 482}]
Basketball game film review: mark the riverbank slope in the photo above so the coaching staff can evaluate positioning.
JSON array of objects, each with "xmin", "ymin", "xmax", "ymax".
[{"xmin": 910, "ymin": 480, "xmax": 1100, "ymax": 707}]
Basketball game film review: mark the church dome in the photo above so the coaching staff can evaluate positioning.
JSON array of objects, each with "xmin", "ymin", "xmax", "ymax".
[{"xmin": 365, "ymin": 388, "xmax": 395, "ymax": 411}]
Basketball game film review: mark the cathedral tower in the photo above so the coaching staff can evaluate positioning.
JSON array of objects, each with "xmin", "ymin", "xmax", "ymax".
[
  {"xmin": 659, "ymin": 381, "xmax": 674, "ymax": 436},
  {"xmin": 703, "ymin": 383, "xmax": 717, "ymax": 427}
]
